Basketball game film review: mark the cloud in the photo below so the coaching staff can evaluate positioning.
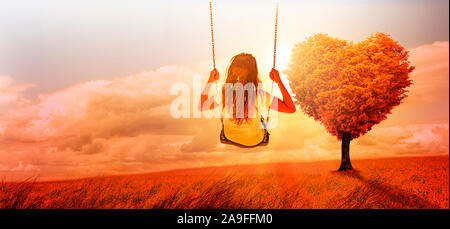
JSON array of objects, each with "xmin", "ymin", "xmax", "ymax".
[
  {"xmin": 0, "ymin": 41, "xmax": 448, "ymax": 180},
  {"xmin": 10, "ymin": 161, "xmax": 41, "ymax": 172},
  {"xmin": 0, "ymin": 66, "xmax": 210, "ymax": 179},
  {"xmin": 385, "ymin": 41, "xmax": 449, "ymax": 124},
  {"xmin": 354, "ymin": 123, "xmax": 449, "ymax": 157},
  {"xmin": 0, "ymin": 75, "xmax": 34, "ymax": 108}
]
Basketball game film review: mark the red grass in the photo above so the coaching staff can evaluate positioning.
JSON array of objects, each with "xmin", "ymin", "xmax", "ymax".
[{"xmin": 0, "ymin": 155, "xmax": 448, "ymax": 209}]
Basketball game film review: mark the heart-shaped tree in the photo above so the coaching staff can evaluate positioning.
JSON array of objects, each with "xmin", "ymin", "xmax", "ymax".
[{"xmin": 285, "ymin": 32, "xmax": 415, "ymax": 171}]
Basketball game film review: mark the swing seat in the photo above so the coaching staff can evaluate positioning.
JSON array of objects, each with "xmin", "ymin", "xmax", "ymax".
[
  {"xmin": 219, "ymin": 117, "xmax": 270, "ymax": 148},
  {"xmin": 220, "ymin": 129, "xmax": 269, "ymax": 148}
]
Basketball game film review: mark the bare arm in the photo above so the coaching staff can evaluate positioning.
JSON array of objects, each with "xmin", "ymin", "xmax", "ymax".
[
  {"xmin": 198, "ymin": 69, "xmax": 220, "ymax": 111},
  {"xmin": 265, "ymin": 68, "xmax": 296, "ymax": 113}
]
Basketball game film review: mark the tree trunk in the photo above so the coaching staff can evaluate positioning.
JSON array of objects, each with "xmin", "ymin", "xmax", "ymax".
[{"xmin": 338, "ymin": 132, "xmax": 353, "ymax": 171}]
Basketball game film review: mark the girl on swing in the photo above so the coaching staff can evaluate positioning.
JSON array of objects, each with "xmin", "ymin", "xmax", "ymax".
[{"xmin": 199, "ymin": 53, "xmax": 296, "ymax": 147}]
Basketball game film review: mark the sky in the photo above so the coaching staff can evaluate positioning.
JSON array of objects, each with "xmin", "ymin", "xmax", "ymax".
[{"xmin": 0, "ymin": 0, "xmax": 448, "ymax": 180}]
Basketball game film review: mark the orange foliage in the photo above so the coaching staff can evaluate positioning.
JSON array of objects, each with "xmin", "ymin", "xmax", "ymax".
[
  {"xmin": 285, "ymin": 33, "xmax": 414, "ymax": 140},
  {"xmin": 0, "ymin": 156, "xmax": 448, "ymax": 209}
]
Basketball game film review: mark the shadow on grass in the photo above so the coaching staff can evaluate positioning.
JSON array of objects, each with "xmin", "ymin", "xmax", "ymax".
[{"xmin": 334, "ymin": 170, "xmax": 440, "ymax": 209}]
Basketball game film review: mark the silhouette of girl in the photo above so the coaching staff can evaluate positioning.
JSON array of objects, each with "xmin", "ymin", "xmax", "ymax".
[{"xmin": 200, "ymin": 53, "xmax": 295, "ymax": 146}]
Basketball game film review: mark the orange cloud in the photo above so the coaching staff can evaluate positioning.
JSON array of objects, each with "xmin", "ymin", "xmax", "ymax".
[
  {"xmin": 0, "ymin": 75, "xmax": 34, "ymax": 110},
  {"xmin": 0, "ymin": 41, "xmax": 448, "ymax": 181},
  {"xmin": 387, "ymin": 41, "xmax": 449, "ymax": 124}
]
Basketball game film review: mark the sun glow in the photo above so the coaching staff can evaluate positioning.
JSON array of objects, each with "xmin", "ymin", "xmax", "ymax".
[
  {"xmin": 276, "ymin": 46, "xmax": 291, "ymax": 70},
  {"xmin": 264, "ymin": 45, "xmax": 291, "ymax": 71},
  {"xmin": 260, "ymin": 44, "xmax": 295, "ymax": 98}
]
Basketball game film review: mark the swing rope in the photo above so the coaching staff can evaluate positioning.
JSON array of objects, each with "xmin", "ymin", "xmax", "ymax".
[
  {"xmin": 209, "ymin": 0, "xmax": 278, "ymax": 127},
  {"xmin": 267, "ymin": 0, "xmax": 279, "ymax": 123},
  {"xmin": 209, "ymin": 1, "xmax": 216, "ymax": 69},
  {"xmin": 209, "ymin": 0, "xmax": 223, "ymax": 125}
]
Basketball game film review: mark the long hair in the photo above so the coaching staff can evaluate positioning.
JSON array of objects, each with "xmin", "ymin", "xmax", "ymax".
[{"xmin": 222, "ymin": 53, "xmax": 260, "ymax": 125}]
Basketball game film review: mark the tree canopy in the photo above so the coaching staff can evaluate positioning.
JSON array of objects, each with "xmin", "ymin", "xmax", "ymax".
[{"xmin": 286, "ymin": 32, "xmax": 414, "ymax": 140}]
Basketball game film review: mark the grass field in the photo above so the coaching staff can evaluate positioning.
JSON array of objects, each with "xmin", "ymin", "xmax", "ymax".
[{"xmin": 0, "ymin": 155, "xmax": 448, "ymax": 209}]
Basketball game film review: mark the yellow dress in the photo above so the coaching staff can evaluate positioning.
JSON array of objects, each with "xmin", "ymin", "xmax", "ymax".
[{"xmin": 222, "ymin": 94, "xmax": 269, "ymax": 146}]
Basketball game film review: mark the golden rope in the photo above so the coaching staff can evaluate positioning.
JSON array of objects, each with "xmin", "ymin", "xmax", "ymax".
[{"xmin": 267, "ymin": 0, "xmax": 279, "ymax": 123}]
